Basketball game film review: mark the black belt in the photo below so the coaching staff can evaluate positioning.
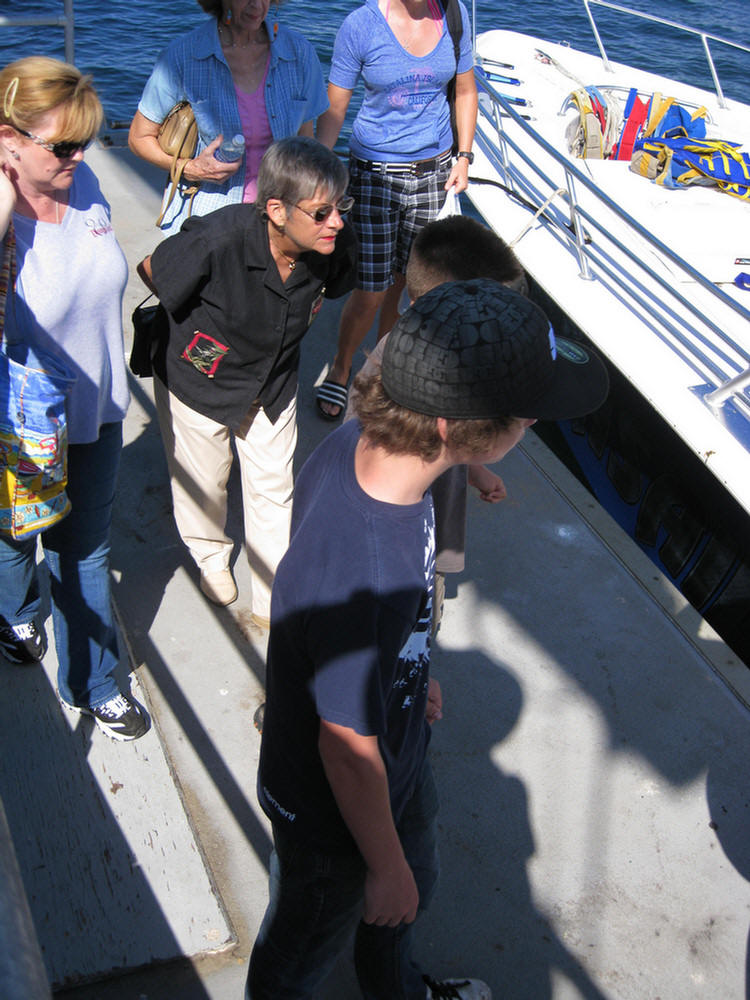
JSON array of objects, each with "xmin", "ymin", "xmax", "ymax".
[{"xmin": 351, "ymin": 150, "xmax": 453, "ymax": 178}]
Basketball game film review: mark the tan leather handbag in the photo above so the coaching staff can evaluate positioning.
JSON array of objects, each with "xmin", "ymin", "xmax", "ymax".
[{"xmin": 156, "ymin": 101, "xmax": 199, "ymax": 226}]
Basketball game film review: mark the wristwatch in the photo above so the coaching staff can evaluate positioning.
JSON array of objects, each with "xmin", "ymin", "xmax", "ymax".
[{"xmin": 457, "ymin": 150, "xmax": 474, "ymax": 164}]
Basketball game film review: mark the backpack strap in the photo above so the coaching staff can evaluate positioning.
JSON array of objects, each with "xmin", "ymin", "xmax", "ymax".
[
  {"xmin": 440, "ymin": 0, "xmax": 464, "ymax": 154},
  {"xmin": 614, "ymin": 89, "xmax": 649, "ymax": 160},
  {"xmin": 440, "ymin": 0, "xmax": 463, "ymax": 65}
]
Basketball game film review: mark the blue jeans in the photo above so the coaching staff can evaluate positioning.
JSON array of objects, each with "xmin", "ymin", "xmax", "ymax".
[
  {"xmin": 0, "ymin": 422, "xmax": 123, "ymax": 708},
  {"xmin": 247, "ymin": 756, "xmax": 440, "ymax": 1000}
]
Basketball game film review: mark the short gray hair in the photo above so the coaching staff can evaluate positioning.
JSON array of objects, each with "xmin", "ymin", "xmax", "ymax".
[{"xmin": 256, "ymin": 137, "xmax": 348, "ymax": 215}]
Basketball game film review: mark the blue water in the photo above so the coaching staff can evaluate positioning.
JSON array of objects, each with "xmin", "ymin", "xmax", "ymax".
[{"xmin": 3, "ymin": 0, "xmax": 750, "ymax": 137}]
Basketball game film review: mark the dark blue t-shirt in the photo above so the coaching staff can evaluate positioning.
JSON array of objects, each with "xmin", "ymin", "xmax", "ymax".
[{"xmin": 257, "ymin": 420, "xmax": 435, "ymax": 848}]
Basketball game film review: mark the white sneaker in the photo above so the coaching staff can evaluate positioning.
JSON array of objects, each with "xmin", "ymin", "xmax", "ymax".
[
  {"xmin": 200, "ymin": 569, "xmax": 237, "ymax": 606},
  {"xmin": 424, "ymin": 975, "xmax": 492, "ymax": 1000},
  {"xmin": 63, "ymin": 692, "xmax": 150, "ymax": 742}
]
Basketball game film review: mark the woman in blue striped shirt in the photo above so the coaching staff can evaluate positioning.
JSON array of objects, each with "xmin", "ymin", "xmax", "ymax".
[{"xmin": 129, "ymin": 0, "xmax": 328, "ymax": 233}]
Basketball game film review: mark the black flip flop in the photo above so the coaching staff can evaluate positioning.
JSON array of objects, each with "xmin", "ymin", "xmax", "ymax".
[{"xmin": 315, "ymin": 379, "xmax": 349, "ymax": 421}]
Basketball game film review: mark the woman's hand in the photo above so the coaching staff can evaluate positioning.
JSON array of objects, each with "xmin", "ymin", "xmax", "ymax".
[
  {"xmin": 180, "ymin": 136, "xmax": 242, "ymax": 185},
  {"xmin": 128, "ymin": 110, "xmax": 241, "ymax": 184},
  {"xmin": 444, "ymin": 154, "xmax": 470, "ymax": 194}
]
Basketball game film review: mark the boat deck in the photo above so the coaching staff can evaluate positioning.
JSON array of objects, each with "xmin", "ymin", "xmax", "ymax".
[{"xmin": 1, "ymin": 142, "xmax": 750, "ymax": 1000}]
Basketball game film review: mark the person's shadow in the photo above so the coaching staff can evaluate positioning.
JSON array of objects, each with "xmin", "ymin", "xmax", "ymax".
[
  {"xmin": 420, "ymin": 646, "xmax": 607, "ymax": 999},
  {"xmin": 315, "ymin": 645, "xmax": 607, "ymax": 999}
]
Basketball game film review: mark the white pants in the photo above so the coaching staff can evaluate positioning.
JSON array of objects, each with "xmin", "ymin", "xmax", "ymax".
[{"xmin": 154, "ymin": 379, "xmax": 296, "ymax": 619}]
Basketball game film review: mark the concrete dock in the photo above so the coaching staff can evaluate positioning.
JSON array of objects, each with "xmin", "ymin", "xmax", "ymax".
[{"xmin": 1, "ymin": 140, "xmax": 749, "ymax": 1000}]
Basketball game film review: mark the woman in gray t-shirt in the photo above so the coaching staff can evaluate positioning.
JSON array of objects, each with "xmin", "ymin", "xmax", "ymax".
[{"xmin": 0, "ymin": 56, "xmax": 148, "ymax": 742}]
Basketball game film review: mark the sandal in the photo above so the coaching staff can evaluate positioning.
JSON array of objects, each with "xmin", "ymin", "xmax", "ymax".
[{"xmin": 315, "ymin": 378, "xmax": 350, "ymax": 421}]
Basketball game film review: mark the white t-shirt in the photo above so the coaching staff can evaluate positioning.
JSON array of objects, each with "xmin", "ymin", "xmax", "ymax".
[{"xmin": 9, "ymin": 162, "xmax": 129, "ymax": 444}]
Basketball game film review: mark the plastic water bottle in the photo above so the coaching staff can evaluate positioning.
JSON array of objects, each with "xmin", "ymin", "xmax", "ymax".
[{"xmin": 215, "ymin": 133, "xmax": 245, "ymax": 162}]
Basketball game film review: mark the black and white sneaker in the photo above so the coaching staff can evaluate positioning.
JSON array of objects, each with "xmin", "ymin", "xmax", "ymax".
[
  {"xmin": 424, "ymin": 975, "xmax": 492, "ymax": 1000},
  {"xmin": 0, "ymin": 620, "xmax": 47, "ymax": 664},
  {"xmin": 65, "ymin": 692, "xmax": 150, "ymax": 742}
]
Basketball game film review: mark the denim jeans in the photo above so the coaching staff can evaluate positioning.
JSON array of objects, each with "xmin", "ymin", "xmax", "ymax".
[
  {"xmin": 0, "ymin": 421, "xmax": 123, "ymax": 708},
  {"xmin": 247, "ymin": 756, "xmax": 440, "ymax": 1000}
]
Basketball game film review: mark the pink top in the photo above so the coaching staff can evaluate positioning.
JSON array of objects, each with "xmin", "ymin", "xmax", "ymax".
[
  {"xmin": 384, "ymin": 0, "xmax": 444, "ymax": 38},
  {"xmin": 235, "ymin": 59, "xmax": 272, "ymax": 204}
]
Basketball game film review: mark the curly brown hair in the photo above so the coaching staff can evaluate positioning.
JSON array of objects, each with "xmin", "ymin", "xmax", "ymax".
[{"xmin": 352, "ymin": 372, "xmax": 513, "ymax": 461}]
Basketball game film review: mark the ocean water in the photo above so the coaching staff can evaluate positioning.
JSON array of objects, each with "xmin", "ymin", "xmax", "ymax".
[{"xmin": 2, "ymin": 0, "xmax": 750, "ymax": 138}]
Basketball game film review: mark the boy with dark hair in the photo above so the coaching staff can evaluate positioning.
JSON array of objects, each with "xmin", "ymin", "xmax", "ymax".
[
  {"xmin": 347, "ymin": 215, "xmax": 528, "ymax": 629},
  {"xmin": 247, "ymin": 280, "xmax": 609, "ymax": 1000},
  {"xmin": 405, "ymin": 214, "xmax": 527, "ymax": 300}
]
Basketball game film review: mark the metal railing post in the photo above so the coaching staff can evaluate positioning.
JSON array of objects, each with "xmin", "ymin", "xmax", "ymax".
[
  {"xmin": 582, "ymin": 0, "xmax": 613, "ymax": 72},
  {"xmin": 565, "ymin": 171, "xmax": 593, "ymax": 279},
  {"xmin": 0, "ymin": 1, "xmax": 75, "ymax": 66},
  {"xmin": 64, "ymin": 0, "xmax": 75, "ymax": 65},
  {"xmin": 701, "ymin": 36, "xmax": 727, "ymax": 109}
]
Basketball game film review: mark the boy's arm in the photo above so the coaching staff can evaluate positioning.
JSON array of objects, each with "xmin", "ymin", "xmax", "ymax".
[
  {"xmin": 468, "ymin": 463, "xmax": 507, "ymax": 503},
  {"xmin": 318, "ymin": 718, "xmax": 419, "ymax": 927}
]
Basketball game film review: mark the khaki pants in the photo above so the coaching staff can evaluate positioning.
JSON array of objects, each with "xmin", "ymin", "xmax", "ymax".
[{"xmin": 154, "ymin": 379, "xmax": 296, "ymax": 619}]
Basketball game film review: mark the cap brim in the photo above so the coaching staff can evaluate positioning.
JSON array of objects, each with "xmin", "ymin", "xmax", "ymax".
[{"xmin": 513, "ymin": 337, "xmax": 610, "ymax": 420}]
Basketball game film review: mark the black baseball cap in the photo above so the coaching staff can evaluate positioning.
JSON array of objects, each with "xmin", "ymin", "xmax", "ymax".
[{"xmin": 381, "ymin": 279, "xmax": 609, "ymax": 420}]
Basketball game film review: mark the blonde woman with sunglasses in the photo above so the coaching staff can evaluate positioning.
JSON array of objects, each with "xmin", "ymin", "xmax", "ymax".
[{"xmin": 0, "ymin": 57, "xmax": 149, "ymax": 741}]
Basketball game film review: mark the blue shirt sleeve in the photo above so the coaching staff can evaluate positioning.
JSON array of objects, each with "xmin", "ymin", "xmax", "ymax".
[
  {"xmin": 328, "ymin": 9, "xmax": 367, "ymax": 92},
  {"xmin": 138, "ymin": 40, "xmax": 185, "ymax": 124},
  {"xmin": 457, "ymin": 1, "xmax": 474, "ymax": 74}
]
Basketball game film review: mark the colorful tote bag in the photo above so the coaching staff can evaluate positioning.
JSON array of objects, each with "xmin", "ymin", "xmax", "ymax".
[{"xmin": 0, "ymin": 224, "xmax": 75, "ymax": 539}]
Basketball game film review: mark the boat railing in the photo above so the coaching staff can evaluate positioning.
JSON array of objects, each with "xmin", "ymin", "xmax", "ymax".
[
  {"xmin": 581, "ymin": 0, "xmax": 750, "ymax": 111},
  {"xmin": 0, "ymin": 795, "xmax": 52, "ymax": 999},
  {"xmin": 471, "ymin": 69, "xmax": 750, "ymax": 415},
  {"xmin": 0, "ymin": 0, "xmax": 75, "ymax": 65}
]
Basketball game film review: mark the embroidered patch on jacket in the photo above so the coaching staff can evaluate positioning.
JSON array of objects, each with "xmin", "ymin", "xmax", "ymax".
[
  {"xmin": 181, "ymin": 331, "xmax": 229, "ymax": 378},
  {"xmin": 308, "ymin": 286, "xmax": 326, "ymax": 328}
]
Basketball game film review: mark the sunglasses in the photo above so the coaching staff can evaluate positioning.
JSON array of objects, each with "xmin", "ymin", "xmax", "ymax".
[
  {"xmin": 14, "ymin": 127, "xmax": 93, "ymax": 159},
  {"xmin": 293, "ymin": 195, "xmax": 355, "ymax": 224}
]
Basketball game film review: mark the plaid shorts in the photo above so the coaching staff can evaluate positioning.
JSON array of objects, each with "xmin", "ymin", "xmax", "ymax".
[{"xmin": 349, "ymin": 155, "xmax": 452, "ymax": 291}]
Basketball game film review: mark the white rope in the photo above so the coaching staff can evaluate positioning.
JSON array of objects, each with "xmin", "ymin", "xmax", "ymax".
[{"xmin": 509, "ymin": 187, "xmax": 567, "ymax": 247}]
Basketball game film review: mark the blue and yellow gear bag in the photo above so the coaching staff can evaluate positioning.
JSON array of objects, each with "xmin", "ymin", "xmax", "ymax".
[{"xmin": 631, "ymin": 135, "xmax": 750, "ymax": 200}]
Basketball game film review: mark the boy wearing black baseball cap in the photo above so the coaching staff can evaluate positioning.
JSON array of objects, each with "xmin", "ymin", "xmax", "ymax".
[{"xmin": 247, "ymin": 280, "xmax": 609, "ymax": 1000}]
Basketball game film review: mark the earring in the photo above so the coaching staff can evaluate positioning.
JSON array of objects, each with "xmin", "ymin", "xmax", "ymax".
[
  {"xmin": 10, "ymin": 150, "xmax": 19, "ymax": 160},
  {"xmin": 273, "ymin": 1, "xmax": 280, "ymax": 38},
  {"xmin": 224, "ymin": 7, "xmax": 232, "ymax": 24}
]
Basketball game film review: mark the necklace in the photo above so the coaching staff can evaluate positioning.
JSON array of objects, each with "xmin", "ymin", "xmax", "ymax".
[
  {"xmin": 271, "ymin": 237, "xmax": 297, "ymax": 271},
  {"xmin": 219, "ymin": 23, "xmax": 268, "ymax": 49}
]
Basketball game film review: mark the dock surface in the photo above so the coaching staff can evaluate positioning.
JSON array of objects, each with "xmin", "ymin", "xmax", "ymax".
[{"xmin": 1, "ymin": 141, "xmax": 749, "ymax": 1000}]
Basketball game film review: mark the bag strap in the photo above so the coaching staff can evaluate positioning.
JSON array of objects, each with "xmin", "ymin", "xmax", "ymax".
[
  {"xmin": 0, "ymin": 222, "xmax": 17, "ymax": 347},
  {"xmin": 156, "ymin": 156, "xmax": 200, "ymax": 227},
  {"xmin": 156, "ymin": 103, "xmax": 200, "ymax": 227},
  {"xmin": 135, "ymin": 291, "xmax": 156, "ymax": 310},
  {"xmin": 440, "ymin": 0, "xmax": 463, "ymax": 65}
]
